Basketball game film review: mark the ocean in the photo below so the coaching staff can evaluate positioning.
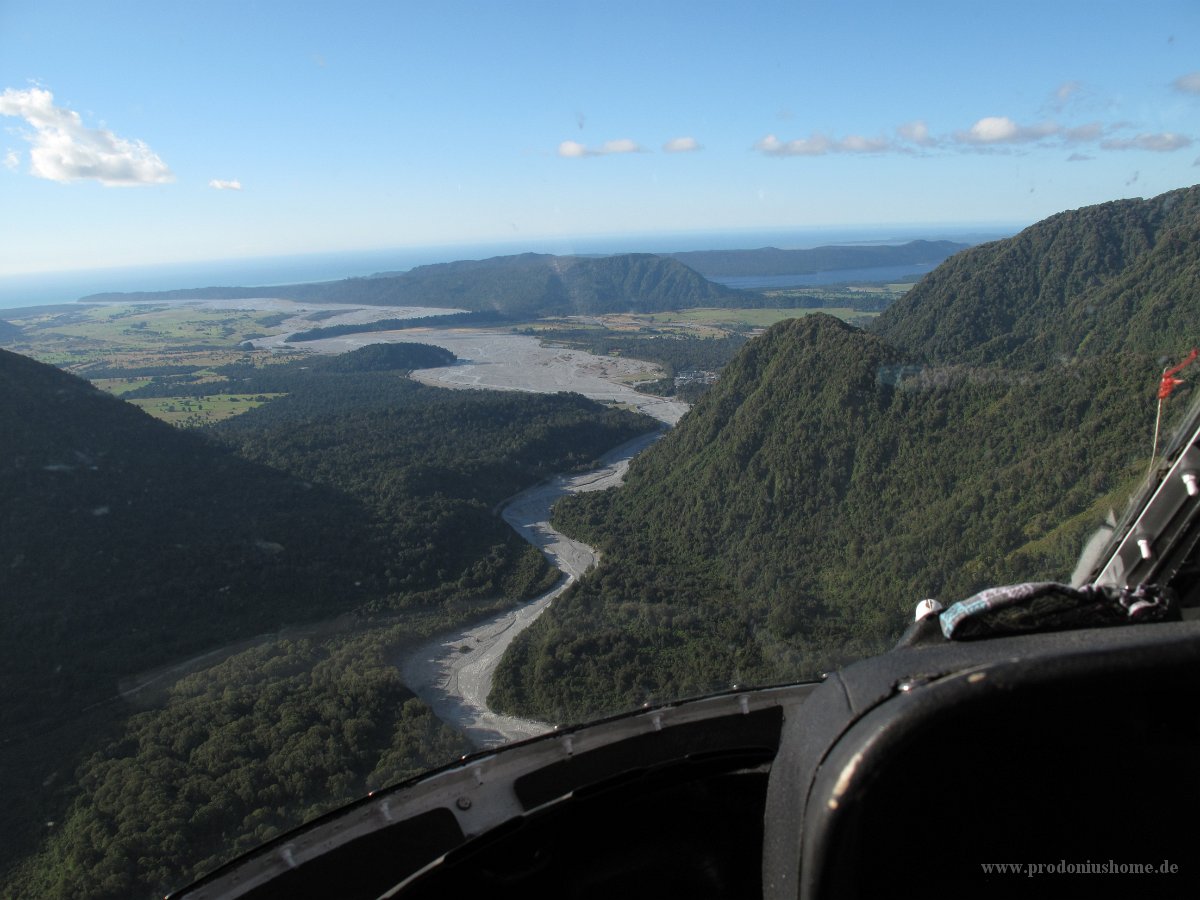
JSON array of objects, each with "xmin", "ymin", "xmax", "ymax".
[{"xmin": 0, "ymin": 224, "xmax": 1019, "ymax": 312}]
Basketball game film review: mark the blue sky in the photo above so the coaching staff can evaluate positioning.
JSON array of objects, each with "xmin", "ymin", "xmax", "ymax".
[{"xmin": 1, "ymin": 0, "xmax": 1197, "ymax": 276}]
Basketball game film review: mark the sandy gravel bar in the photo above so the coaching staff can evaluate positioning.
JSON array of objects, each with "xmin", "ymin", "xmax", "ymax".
[
  {"xmin": 399, "ymin": 432, "xmax": 663, "ymax": 747},
  {"xmin": 299, "ymin": 328, "xmax": 689, "ymax": 426}
]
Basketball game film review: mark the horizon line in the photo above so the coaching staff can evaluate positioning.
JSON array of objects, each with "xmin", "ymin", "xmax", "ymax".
[{"xmin": 0, "ymin": 220, "xmax": 1027, "ymax": 282}]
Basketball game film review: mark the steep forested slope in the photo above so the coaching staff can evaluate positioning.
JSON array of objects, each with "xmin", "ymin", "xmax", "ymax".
[
  {"xmin": 5, "ymin": 341, "xmax": 636, "ymax": 730},
  {"xmin": 492, "ymin": 187, "xmax": 1200, "ymax": 723},
  {"xmin": 0, "ymin": 344, "xmax": 653, "ymax": 888},
  {"xmin": 1, "ymin": 347, "xmax": 379, "ymax": 880},
  {"xmin": 1, "ymin": 348, "xmax": 377, "ymax": 722},
  {"xmin": 1, "ymin": 338, "xmax": 651, "ymax": 712},
  {"xmin": 873, "ymin": 186, "xmax": 1200, "ymax": 365},
  {"xmin": 10, "ymin": 633, "xmax": 469, "ymax": 900}
]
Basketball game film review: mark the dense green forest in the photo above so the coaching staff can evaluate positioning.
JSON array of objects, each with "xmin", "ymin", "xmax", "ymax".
[
  {"xmin": 289, "ymin": 341, "xmax": 455, "ymax": 371},
  {"xmin": 10, "ymin": 629, "xmax": 469, "ymax": 900},
  {"xmin": 873, "ymin": 187, "xmax": 1200, "ymax": 366},
  {"xmin": 211, "ymin": 367, "xmax": 651, "ymax": 608},
  {"xmin": 1, "ymin": 342, "xmax": 653, "ymax": 897},
  {"xmin": 83, "ymin": 252, "xmax": 753, "ymax": 316},
  {"xmin": 491, "ymin": 186, "xmax": 1200, "ymax": 723}
]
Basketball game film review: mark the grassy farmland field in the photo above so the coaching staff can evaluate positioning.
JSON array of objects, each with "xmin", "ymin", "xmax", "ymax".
[
  {"xmin": 636, "ymin": 307, "xmax": 880, "ymax": 328},
  {"xmin": 2, "ymin": 303, "xmax": 313, "ymax": 377},
  {"xmin": 125, "ymin": 393, "xmax": 287, "ymax": 426}
]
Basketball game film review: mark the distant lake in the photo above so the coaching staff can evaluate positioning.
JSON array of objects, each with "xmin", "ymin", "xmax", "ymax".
[{"xmin": 708, "ymin": 261, "xmax": 942, "ymax": 290}]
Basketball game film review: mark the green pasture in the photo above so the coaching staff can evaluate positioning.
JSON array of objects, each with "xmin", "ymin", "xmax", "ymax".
[
  {"xmin": 6, "ymin": 303, "xmax": 314, "ymax": 371},
  {"xmin": 126, "ymin": 393, "xmax": 285, "ymax": 427},
  {"xmin": 18, "ymin": 304, "xmax": 277, "ymax": 352},
  {"xmin": 92, "ymin": 377, "xmax": 155, "ymax": 396},
  {"xmin": 639, "ymin": 307, "xmax": 879, "ymax": 327}
]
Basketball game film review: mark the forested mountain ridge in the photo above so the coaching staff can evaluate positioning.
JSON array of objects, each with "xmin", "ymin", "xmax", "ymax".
[
  {"xmin": 81, "ymin": 252, "xmax": 751, "ymax": 316},
  {"xmin": 389, "ymin": 252, "xmax": 746, "ymax": 315},
  {"xmin": 873, "ymin": 185, "xmax": 1200, "ymax": 366},
  {"xmin": 491, "ymin": 188, "xmax": 1194, "ymax": 723},
  {"xmin": 0, "ymin": 340, "xmax": 650, "ymax": 721},
  {"xmin": 1, "ymin": 344, "xmax": 654, "ymax": 893},
  {"xmin": 1, "ymin": 346, "xmax": 384, "ymax": 879},
  {"xmin": 1, "ymin": 347, "xmax": 378, "ymax": 721}
]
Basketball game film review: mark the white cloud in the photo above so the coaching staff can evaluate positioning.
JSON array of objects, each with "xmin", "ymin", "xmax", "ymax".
[
  {"xmin": 955, "ymin": 116, "xmax": 1059, "ymax": 145},
  {"xmin": 663, "ymin": 136, "xmax": 700, "ymax": 153},
  {"xmin": 208, "ymin": 178, "xmax": 242, "ymax": 191},
  {"xmin": 961, "ymin": 116, "xmax": 1018, "ymax": 143},
  {"xmin": 1100, "ymin": 132, "xmax": 1193, "ymax": 152},
  {"xmin": 4, "ymin": 149, "xmax": 18, "ymax": 171},
  {"xmin": 755, "ymin": 132, "xmax": 890, "ymax": 156},
  {"xmin": 1064, "ymin": 122, "xmax": 1105, "ymax": 143},
  {"xmin": 756, "ymin": 133, "xmax": 828, "ymax": 155},
  {"xmin": 1172, "ymin": 72, "xmax": 1200, "ymax": 95},
  {"xmin": 558, "ymin": 137, "xmax": 644, "ymax": 157},
  {"xmin": 754, "ymin": 134, "xmax": 782, "ymax": 154},
  {"xmin": 753, "ymin": 92, "xmax": 1194, "ymax": 161},
  {"xmin": 0, "ymin": 86, "xmax": 173, "ymax": 186},
  {"xmin": 897, "ymin": 120, "xmax": 935, "ymax": 146},
  {"xmin": 601, "ymin": 138, "xmax": 642, "ymax": 154},
  {"xmin": 839, "ymin": 134, "xmax": 890, "ymax": 153},
  {"xmin": 1052, "ymin": 80, "xmax": 1083, "ymax": 110}
]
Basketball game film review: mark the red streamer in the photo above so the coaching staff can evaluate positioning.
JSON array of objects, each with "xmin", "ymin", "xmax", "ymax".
[{"xmin": 1158, "ymin": 349, "xmax": 1198, "ymax": 400}]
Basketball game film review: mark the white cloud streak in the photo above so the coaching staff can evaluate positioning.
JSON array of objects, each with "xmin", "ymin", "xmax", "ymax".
[
  {"xmin": 663, "ymin": 136, "xmax": 701, "ymax": 153},
  {"xmin": 601, "ymin": 138, "xmax": 642, "ymax": 154},
  {"xmin": 0, "ymin": 86, "xmax": 173, "ymax": 186},
  {"xmin": 755, "ymin": 132, "xmax": 891, "ymax": 156},
  {"xmin": 897, "ymin": 120, "xmax": 935, "ymax": 146},
  {"xmin": 755, "ymin": 134, "xmax": 824, "ymax": 156},
  {"xmin": 1100, "ymin": 132, "xmax": 1193, "ymax": 152},
  {"xmin": 208, "ymin": 178, "xmax": 243, "ymax": 191},
  {"xmin": 1063, "ymin": 122, "xmax": 1105, "ymax": 143},
  {"xmin": 4, "ymin": 149, "xmax": 18, "ymax": 171},
  {"xmin": 755, "ymin": 114, "xmax": 1195, "ymax": 159},
  {"xmin": 754, "ymin": 116, "xmax": 1087, "ymax": 156},
  {"xmin": 954, "ymin": 116, "xmax": 1059, "ymax": 145},
  {"xmin": 838, "ymin": 134, "xmax": 890, "ymax": 152},
  {"xmin": 1052, "ymin": 80, "xmax": 1083, "ymax": 110},
  {"xmin": 1172, "ymin": 72, "xmax": 1200, "ymax": 95},
  {"xmin": 557, "ymin": 137, "xmax": 645, "ymax": 157}
]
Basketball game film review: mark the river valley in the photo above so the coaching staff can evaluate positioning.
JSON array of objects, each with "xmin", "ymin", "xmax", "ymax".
[{"xmin": 102, "ymin": 299, "xmax": 690, "ymax": 746}]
